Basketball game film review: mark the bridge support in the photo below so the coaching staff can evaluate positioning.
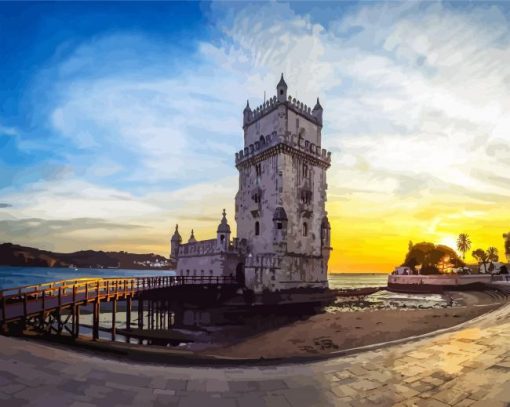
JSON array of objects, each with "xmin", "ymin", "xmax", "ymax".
[
  {"xmin": 73, "ymin": 305, "xmax": 80, "ymax": 338},
  {"xmin": 126, "ymin": 296, "xmax": 132, "ymax": 343},
  {"xmin": 93, "ymin": 300, "xmax": 100, "ymax": 341},
  {"xmin": 111, "ymin": 298, "xmax": 117, "ymax": 342},
  {"xmin": 137, "ymin": 298, "xmax": 143, "ymax": 344}
]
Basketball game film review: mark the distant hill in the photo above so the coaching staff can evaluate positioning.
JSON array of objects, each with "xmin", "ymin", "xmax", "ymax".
[{"xmin": 0, "ymin": 243, "xmax": 174, "ymax": 270}]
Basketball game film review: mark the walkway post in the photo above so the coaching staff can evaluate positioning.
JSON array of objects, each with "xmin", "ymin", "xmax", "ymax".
[
  {"xmin": 126, "ymin": 296, "xmax": 132, "ymax": 330},
  {"xmin": 93, "ymin": 299, "xmax": 100, "ymax": 341},
  {"xmin": 137, "ymin": 297, "xmax": 143, "ymax": 345},
  {"xmin": 111, "ymin": 297, "xmax": 117, "ymax": 341},
  {"xmin": 74, "ymin": 305, "xmax": 80, "ymax": 338}
]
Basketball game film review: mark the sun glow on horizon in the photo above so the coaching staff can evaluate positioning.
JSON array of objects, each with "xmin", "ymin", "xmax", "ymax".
[{"xmin": 438, "ymin": 236, "xmax": 459, "ymax": 252}]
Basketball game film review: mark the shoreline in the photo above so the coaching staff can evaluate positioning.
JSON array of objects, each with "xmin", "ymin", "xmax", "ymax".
[
  {"xmin": 19, "ymin": 289, "xmax": 507, "ymax": 366},
  {"xmin": 203, "ymin": 290, "xmax": 504, "ymax": 359}
]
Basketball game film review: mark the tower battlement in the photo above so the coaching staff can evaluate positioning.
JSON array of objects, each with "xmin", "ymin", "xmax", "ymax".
[
  {"xmin": 244, "ymin": 94, "xmax": 322, "ymax": 128},
  {"xmin": 235, "ymin": 132, "xmax": 332, "ymax": 166}
]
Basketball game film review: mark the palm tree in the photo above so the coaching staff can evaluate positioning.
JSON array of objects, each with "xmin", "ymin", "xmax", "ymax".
[
  {"xmin": 457, "ymin": 233, "xmax": 471, "ymax": 261},
  {"xmin": 472, "ymin": 249, "xmax": 488, "ymax": 273},
  {"xmin": 487, "ymin": 246, "xmax": 499, "ymax": 272}
]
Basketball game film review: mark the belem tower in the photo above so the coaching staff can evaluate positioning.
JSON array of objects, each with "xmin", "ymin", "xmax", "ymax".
[{"xmin": 170, "ymin": 75, "xmax": 332, "ymax": 293}]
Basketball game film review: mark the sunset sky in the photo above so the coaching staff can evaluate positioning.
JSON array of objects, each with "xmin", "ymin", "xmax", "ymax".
[{"xmin": 1, "ymin": 1, "xmax": 510, "ymax": 273}]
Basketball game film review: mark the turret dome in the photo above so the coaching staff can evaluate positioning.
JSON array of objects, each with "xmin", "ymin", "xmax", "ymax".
[
  {"xmin": 277, "ymin": 73, "xmax": 288, "ymax": 89},
  {"xmin": 171, "ymin": 224, "xmax": 182, "ymax": 242},
  {"xmin": 217, "ymin": 209, "xmax": 231, "ymax": 233},
  {"xmin": 313, "ymin": 97, "xmax": 323, "ymax": 111}
]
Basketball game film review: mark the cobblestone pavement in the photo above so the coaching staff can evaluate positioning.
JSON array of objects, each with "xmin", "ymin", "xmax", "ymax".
[{"xmin": 1, "ymin": 303, "xmax": 510, "ymax": 407}]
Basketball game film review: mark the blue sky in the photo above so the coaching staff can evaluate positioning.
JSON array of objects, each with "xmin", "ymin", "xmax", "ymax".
[{"xmin": 1, "ymin": 1, "xmax": 510, "ymax": 271}]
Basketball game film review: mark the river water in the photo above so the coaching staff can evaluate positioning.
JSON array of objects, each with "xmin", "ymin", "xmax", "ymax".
[{"xmin": 0, "ymin": 266, "xmax": 389, "ymax": 290}]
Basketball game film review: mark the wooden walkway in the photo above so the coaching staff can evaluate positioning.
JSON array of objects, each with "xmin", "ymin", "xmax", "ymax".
[{"xmin": 0, "ymin": 275, "xmax": 237, "ymax": 340}]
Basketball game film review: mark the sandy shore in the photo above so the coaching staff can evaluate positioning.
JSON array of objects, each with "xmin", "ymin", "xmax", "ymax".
[{"xmin": 204, "ymin": 291, "xmax": 504, "ymax": 359}]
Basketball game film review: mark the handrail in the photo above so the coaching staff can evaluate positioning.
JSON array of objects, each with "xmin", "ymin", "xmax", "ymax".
[
  {"xmin": 0, "ymin": 277, "xmax": 100, "ymax": 297},
  {"xmin": 0, "ymin": 275, "xmax": 237, "ymax": 302}
]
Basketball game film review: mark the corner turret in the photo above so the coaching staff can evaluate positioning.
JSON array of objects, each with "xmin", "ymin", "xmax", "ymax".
[
  {"xmin": 188, "ymin": 229, "xmax": 197, "ymax": 243},
  {"xmin": 170, "ymin": 224, "xmax": 182, "ymax": 262},
  {"xmin": 243, "ymin": 100, "xmax": 252, "ymax": 128},
  {"xmin": 312, "ymin": 97, "xmax": 323, "ymax": 125},
  {"xmin": 217, "ymin": 209, "xmax": 231, "ymax": 251},
  {"xmin": 277, "ymin": 73, "xmax": 287, "ymax": 102}
]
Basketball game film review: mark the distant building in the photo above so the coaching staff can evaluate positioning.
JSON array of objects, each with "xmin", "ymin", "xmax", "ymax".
[{"xmin": 170, "ymin": 75, "xmax": 332, "ymax": 293}]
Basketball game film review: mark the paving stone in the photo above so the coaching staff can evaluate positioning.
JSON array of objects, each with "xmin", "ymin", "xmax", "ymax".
[
  {"xmin": 432, "ymin": 387, "xmax": 469, "ymax": 405},
  {"xmin": 453, "ymin": 399, "xmax": 476, "ymax": 407},
  {"xmin": 1, "ymin": 301, "xmax": 510, "ymax": 407},
  {"xmin": 263, "ymin": 394, "xmax": 292, "ymax": 407}
]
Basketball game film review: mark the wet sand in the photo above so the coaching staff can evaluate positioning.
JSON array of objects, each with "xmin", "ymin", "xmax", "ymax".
[{"xmin": 205, "ymin": 291, "xmax": 504, "ymax": 359}]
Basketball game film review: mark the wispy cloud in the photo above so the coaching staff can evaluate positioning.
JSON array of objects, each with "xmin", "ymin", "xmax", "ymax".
[
  {"xmin": 0, "ymin": 124, "xmax": 19, "ymax": 137},
  {"xmin": 3, "ymin": 1, "xmax": 510, "ymax": 270}
]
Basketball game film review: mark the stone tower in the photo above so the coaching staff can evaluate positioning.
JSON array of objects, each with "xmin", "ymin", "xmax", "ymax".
[{"xmin": 235, "ymin": 74, "xmax": 332, "ymax": 292}]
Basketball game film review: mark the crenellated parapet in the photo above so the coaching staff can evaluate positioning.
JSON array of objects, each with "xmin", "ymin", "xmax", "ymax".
[
  {"xmin": 178, "ymin": 238, "xmax": 238, "ymax": 257},
  {"xmin": 243, "ymin": 93, "xmax": 323, "ymax": 128},
  {"xmin": 235, "ymin": 130, "xmax": 332, "ymax": 167}
]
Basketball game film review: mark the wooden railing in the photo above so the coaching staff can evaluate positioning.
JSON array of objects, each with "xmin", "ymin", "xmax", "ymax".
[{"xmin": 0, "ymin": 275, "xmax": 238, "ymax": 326}]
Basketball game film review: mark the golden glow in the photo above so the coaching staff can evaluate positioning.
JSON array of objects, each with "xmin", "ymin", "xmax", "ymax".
[
  {"xmin": 438, "ymin": 236, "xmax": 458, "ymax": 251},
  {"xmin": 326, "ymin": 189, "xmax": 508, "ymax": 274}
]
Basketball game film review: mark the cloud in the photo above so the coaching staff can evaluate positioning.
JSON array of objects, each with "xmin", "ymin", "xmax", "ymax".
[
  {"xmin": 0, "ymin": 124, "xmax": 19, "ymax": 137},
  {"xmin": 205, "ymin": 1, "xmax": 510, "ymax": 203},
  {"xmin": 0, "ymin": 203, "xmax": 12, "ymax": 208},
  {"xmin": 4, "ymin": 1, "xmax": 510, "ymax": 266}
]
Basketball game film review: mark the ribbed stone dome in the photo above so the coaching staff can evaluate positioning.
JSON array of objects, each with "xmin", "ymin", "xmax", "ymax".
[
  {"xmin": 217, "ymin": 209, "xmax": 231, "ymax": 233},
  {"xmin": 171, "ymin": 224, "xmax": 182, "ymax": 242}
]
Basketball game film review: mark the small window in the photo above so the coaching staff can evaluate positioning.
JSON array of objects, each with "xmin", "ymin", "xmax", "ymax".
[
  {"xmin": 296, "ymin": 118, "xmax": 299, "ymax": 131},
  {"xmin": 280, "ymin": 89, "xmax": 283, "ymax": 95},
  {"xmin": 303, "ymin": 222, "xmax": 308, "ymax": 237},
  {"xmin": 255, "ymin": 163, "xmax": 262, "ymax": 176},
  {"xmin": 210, "ymin": 270, "xmax": 213, "ymax": 275},
  {"xmin": 220, "ymin": 234, "xmax": 225, "ymax": 242},
  {"xmin": 255, "ymin": 221, "xmax": 260, "ymax": 236},
  {"xmin": 303, "ymin": 164, "xmax": 308, "ymax": 178},
  {"xmin": 277, "ymin": 222, "xmax": 283, "ymax": 230}
]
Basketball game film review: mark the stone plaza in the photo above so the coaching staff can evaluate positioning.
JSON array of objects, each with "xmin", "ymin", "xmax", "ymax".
[{"xmin": 1, "ymin": 299, "xmax": 509, "ymax": 406}]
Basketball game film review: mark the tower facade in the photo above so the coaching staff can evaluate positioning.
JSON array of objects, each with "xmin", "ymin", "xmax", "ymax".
[{"xmin": 235, "ymin": 74, "xmax": 332, "ymax": 292}]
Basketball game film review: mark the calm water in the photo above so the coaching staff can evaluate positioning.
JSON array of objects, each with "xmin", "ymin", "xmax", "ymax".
[
  {"xmin": 0, "ymin": 267, "xmax": 389, "ymax": 291},
  {"xmin": 0, "ymin": 266, "xmax": 175, "ymax": 290},
  {"xmin": 328, "ymin": 273, "xmax": 388, "ymax": 289}
]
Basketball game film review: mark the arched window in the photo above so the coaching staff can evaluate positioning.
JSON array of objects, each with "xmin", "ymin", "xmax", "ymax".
[
  {"xmin": 220, "ymin": 234, "xmax": 225, "ymax": 242},
  {"xmin": 255, "ymin": 221, "xmax": 260, "ymax": 236},
  {"xmin": 303, "ymin": 222, "xmax": 308, "ymax": 237}
]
